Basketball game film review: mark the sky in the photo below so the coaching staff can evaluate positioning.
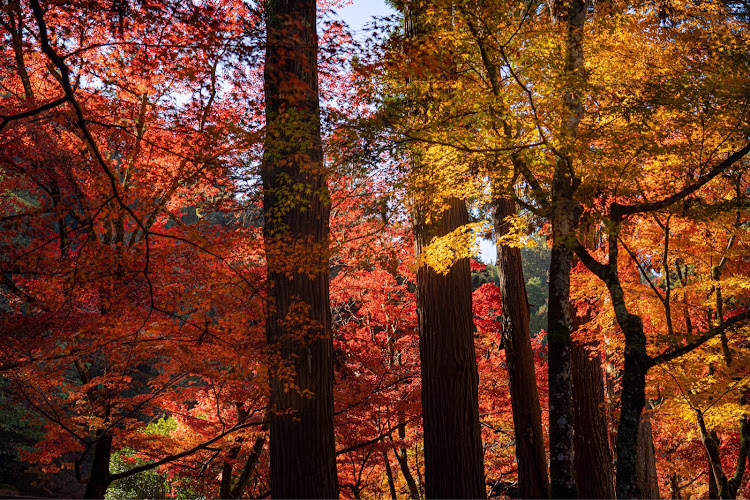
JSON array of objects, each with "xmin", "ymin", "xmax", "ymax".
[
  {"xmin": 334, "ymin": 0, "xmax": 395, "ymax": 34},
  {"xmin": 332, "ymin": 0, "xmax": 499, "ymax": 264}
]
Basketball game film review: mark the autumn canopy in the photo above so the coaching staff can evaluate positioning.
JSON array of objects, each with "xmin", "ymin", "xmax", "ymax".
[{"xmin": 2, "ymin": 0, "xmax": 750, "ymax": 498}]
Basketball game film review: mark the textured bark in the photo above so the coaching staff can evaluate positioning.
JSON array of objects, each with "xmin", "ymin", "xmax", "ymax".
[
  {"xmin": 415, "ymin": 197, "xmax": 486, "ymax": 499},
  {"xmin": 572, "ymin": 340, "xmax": 615, "ymax": 499},
  {"xmin": 493, "ymin": 196, "xmax": 549, "ymax": 499},
  {"xmin": 83, "ymin": 433, "xmax": 113, "ymax": 499},
  {"xmin": 636, "ymin": 413, "xmax": 660, "ymax": 499},
  {"xmin": 614, "ymin": 314, "xmax": 649, "ymax": 498},
  {"xmin": 548, "ymin": 235, "xmax": 577, "ymax": 498},
  {"xmin": 548, "ymin": 0, "xmax": 587, "ymax": 496},
  {"xmin": 262, "ymin": 0, "xmax": 337, "ymax": 497},
  {"xmin": 576, "ymin": 227, "xmax": 650, "ymax": 498},
  {"xmin": 403, "ymin": 1, "xmax": 484, "ymax": 497},
  {"xmin": 709, "ymin": 459, "xmax": 720, "ymax": 500}
]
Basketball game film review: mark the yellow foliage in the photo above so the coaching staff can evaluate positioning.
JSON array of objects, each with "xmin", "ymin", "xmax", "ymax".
[
  {"xmin": 495, "ymin": 213, "xmax": 537, "ymax": 249},
  {"xmin": 418, "ymin": 222, "xmax": 482, "ymax": 274}
]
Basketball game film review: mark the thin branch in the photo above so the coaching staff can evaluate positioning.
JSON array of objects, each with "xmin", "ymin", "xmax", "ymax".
[
  {"xmin": 612, "ymin": 142, "xmax": 750, "ymax": 218},
  {"xmin": 649, "ymin": 309, "xmax": 750, "ymax": 366},
  {"xmin": 572, "ymin": 239, "xmax": 610, "ymax": 281},
  {"xmin": 618, "ymin": 236, "xmax": 665, "ymax": 304},
  {"xmin": 0, "ymin": 96, "xmax": 68, "ymax": 132},
  {"xmin": 109, "ymin": 417, "xmax": 268, "ymax": 481},
  {"xmin": 335, "ymin": 420, "xmax": 415, "ymax": 457}
]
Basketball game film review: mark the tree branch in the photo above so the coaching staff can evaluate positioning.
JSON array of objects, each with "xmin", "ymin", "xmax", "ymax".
[
  {"xmin": 109, "ymin": 418, "xmax": 267, "ymax": 481},
  {"xmin": 335, "ymin": 420, "xmax": 414, "ymax": 457},
  {"xmin": 572, "ymin": 239, "xmax": 610, "ymax": 281},
  {"xmin": 0, "ymin": 96, "xmax": 68, "ymax": 132},
  {"xmin": 649, "ymin": 309, "xmax": 750, "ymax": 366},
  {"xmin": 612, "ymin": 142, "xmax": 750, "ymax": 218}
]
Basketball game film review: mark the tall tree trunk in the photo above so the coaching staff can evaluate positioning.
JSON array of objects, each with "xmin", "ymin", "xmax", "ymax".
[
  {"xmin": 83, "ymin": 433, "xmax": 113, "ymax": 499},
  {"xmin": 402, "ymin": 1, "xmax": 485, "ymax": 497},
  {"xmin": 572, "ymin": 339, "xmax": 616, "ymax": 499},
  {"xmin": 384, "ymin": 450, "xmax": 398, "ymax": 499},
  {"xmin": 548, "ymin": 0, "xmax": 587, "ymax": 495},
  {"xmin": 548, "ymin": 205, "xmax": 579, "ymax": 498},
  {"xmin": 262, "ymin": 0, "xmax": 337, "ymax": 497},
  {"xmin": 636, "ymin": 413, "xmax": 660, "ymax": 499},
  {"xmin": 493, "ymin": 196, "xmax": 549, "ymax": 499},
  {"xmin": 606, "ymin": 275, "xmax": 649, "ymax": 499},
  {"xmin": 572, "ymin": 228, "xmax": 615, "ymax": 499},
  {"xmin": 575, "ymin": 221, "xmax": 650, "ymax": 498},
  {"xmin": 415, "ymin": 197, "xmax": 486, "ymax": 499}
]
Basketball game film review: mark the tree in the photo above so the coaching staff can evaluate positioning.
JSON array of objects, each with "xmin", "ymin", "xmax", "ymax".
[
  {"xmin": 379, "ymin": 0, "xmax": 750, "ymax": 496},
  {"xmin": 571, "ymin": 336, "xmax": 615, "ymax": 498},
  {"xmin": 398, "ymin": 2, "xmax": 486, "ymax": 497},
  {"xmin": 1, "ymin": 0, "xmax": 269, "ymax": 497},
  {"xmin": 262, "ymin": 0, "xmax": 338, "ymax": 496},
  {"xmin": 6, "ymin": 0, "xmax": 750, "ymax": 497},
  {"xmin": 493, "ymin": 197, "xmax": 550, "ymax": 498}
]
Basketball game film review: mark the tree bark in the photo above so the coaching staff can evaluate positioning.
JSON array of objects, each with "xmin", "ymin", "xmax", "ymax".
[
  {"xmin": 548, "ymin": 229, "xmax": 578, "ymax": 498},
  {"xmin": 83, "ymin": 433, "xmax": 113, "ymax": 499},
  {"xmin": 403, "ymin": 1, "xmax": 485, "ymax": 497},
  {"xmin": 220, "ymin": 440, "xmax": 243, "ymax": 499},
  {"xmin": 225, "ymin": 429, "xmax": 267, "ymax": 499},
  {"xmin": 572, "ymin": 339, "xmax": 616, "ymax": 499},
  {"xmin": 709, "ymin": 458, "xmax": 720, "ymax": 500},
  {"xmin": 493, "ymin": 196, "xmax": 549, "ymax": 499},
  {"xmin": 613, "ymin": 310, "xmax": 649, "ymax": 499},
  {"xmin": 575, "ymin": 228, "xmax": 650, "ymax": 498},
  {"xmin": 636, "ymin": 412, "xmax": 660, "ymax": 499},
  {"xmin": 415, "ymin": 197, "xmax": 486, "ymax": 499},
  {"xmin": 384, "ymin": 450, "xmax": 398, "ymax": 499},
  {"xmin": 262, "ymin": 0, "xmax": 337, "ymax": 497},
  {"xmin": 5, "ymin": 0, "xmax": 34, "ymax": 100},
  {"xmin": 698, "ymin": 412, "xmax": 749, "ymax": 499},
  {"xmin": 669, "ymin": 474, "xmax": 682, "ymax": 499},
  {"xmin": 548, "ymin": 0, "xmax": 587, "ymax": 495}
]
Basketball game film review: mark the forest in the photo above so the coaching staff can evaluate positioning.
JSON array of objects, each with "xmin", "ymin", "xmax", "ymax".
[{"xmin": 1, "ymin": 0, "xmax": 750, "ymax": 498}]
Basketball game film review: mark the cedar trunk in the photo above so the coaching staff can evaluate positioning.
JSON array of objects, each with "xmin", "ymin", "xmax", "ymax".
[
  {"xmin": 636, "ymin": 412, "xmax": 660, "ymax": 499},
  {"xmin": 415, "ymin": 197, "xmax": 486, "ymax": 499},
  {"xmin": 493, "ymin": 197, "xmax": 549, "ymax": 499},
  {"xmin": 262, "ymin": 0, "xmax": 337, "ymax": 497},
  {"xmin": 572, "ymin": 340, "xmax": 616, "ymax": 499}
]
